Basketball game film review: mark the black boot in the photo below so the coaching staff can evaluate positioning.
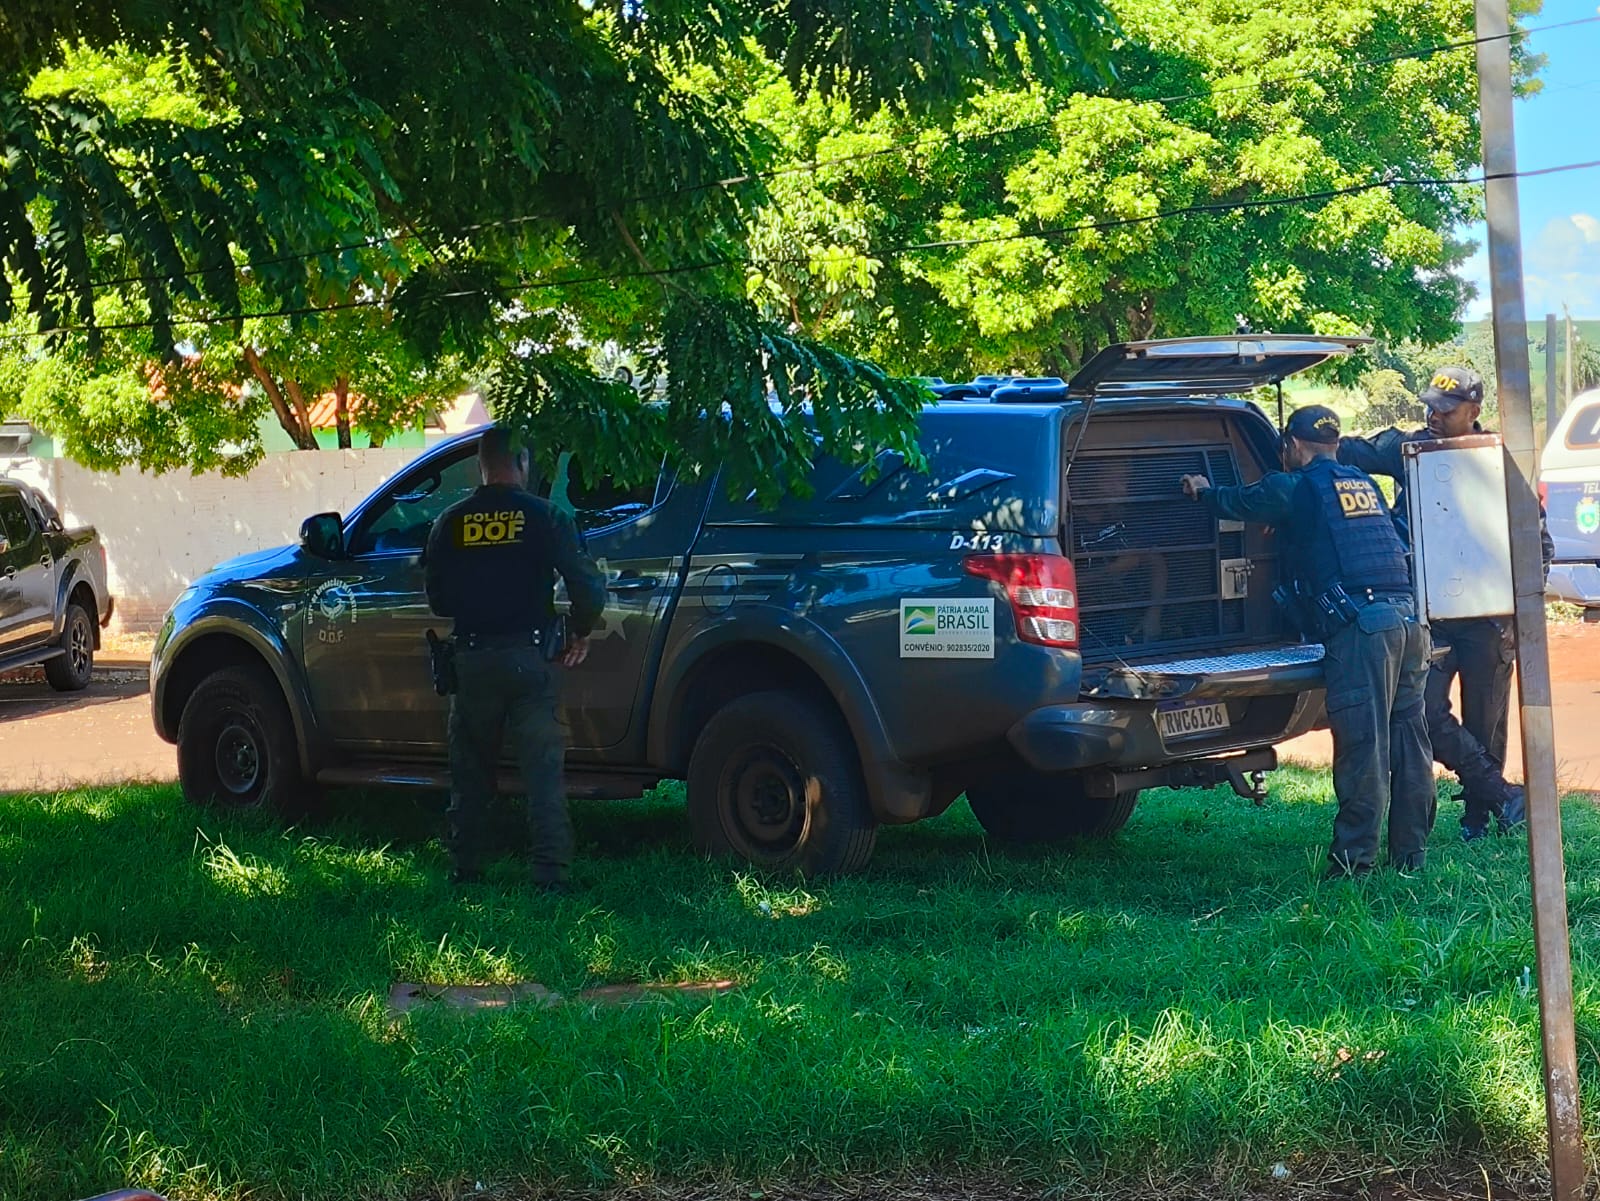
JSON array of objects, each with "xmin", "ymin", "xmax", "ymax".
[{"xmin": 1497, "ymin": 786, "xmax": 1527, "ymax": 834}]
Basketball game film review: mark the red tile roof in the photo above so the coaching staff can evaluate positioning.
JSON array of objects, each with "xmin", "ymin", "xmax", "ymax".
[
  {"xmin": 145, "ymin": 359, "xmax": 450, "ymax": 433},
  {"xmin": 305, "ymin": 390, "xmax": 366, "ymax": 430}
]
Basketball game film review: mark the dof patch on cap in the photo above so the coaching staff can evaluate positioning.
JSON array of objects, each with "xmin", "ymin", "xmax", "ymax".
[
  {"xmin": 1284, "ymin": 404, "xmax": 1342, "ymax": 445},
  {"xmin": 1419, "ymin": 365, "xmax": 1484, "ymax": 412}
]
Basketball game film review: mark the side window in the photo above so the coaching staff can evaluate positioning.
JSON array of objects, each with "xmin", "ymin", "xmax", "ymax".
[
  {"xmin": 22, "ymin": 488, "xmax": 61, "ymax": 531},
  {"xmin": 349, "ymin": 450, "xmax": 484, "ymax": 556},
  {"xmin": 1565, "ymin": 405, "xmax": 1600, "ymax": 450},
  {"xmin": 543, "ymin": 451, "xmax": 661, "ymax": 533},
  {"xmin": 0, "ymin": 493, "xmax": 34, "ymax": 546}
]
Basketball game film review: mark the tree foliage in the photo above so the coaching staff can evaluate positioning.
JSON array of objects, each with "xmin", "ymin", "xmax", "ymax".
[
  {"xmin": 735, "ymin": 0, "xmax": 1544, "ymax": 379},
  {"xmin": 1571, "ymin": 336, "xmax": 1600, "ymax": 394},
  {"xmin": 1, "ymin": 0, "xmax": 1116, "ymax": 494},
  {"xmin": 2, "ymin": 0, "xmax": 1547, "ymax": 495},
  {"xmin": 0, "ymin": 41, "xmax": 466, "ymax": 464}
]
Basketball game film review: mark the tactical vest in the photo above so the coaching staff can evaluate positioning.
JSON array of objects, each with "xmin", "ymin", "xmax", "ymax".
[
  {"xmin": 1290, "ymin": 458, "xmax": 1411, "ymax": 596},
  {"xmin": 436, "ymin": 485, "xmax": 563, "ymax": 636}
]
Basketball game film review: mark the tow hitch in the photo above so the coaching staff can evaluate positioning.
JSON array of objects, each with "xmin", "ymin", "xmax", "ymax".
[
  {"xmin": 1082, "ymin": 747, "xmax": 1277, "ymax": 803},
  {"xmin": 1226, "ymin": 757, "xmax": 1272, "ymax": 805}
]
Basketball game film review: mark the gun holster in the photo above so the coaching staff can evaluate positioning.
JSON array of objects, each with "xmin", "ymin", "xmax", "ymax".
[
  {"xmin": 1311, "ymin": 583, "xmax": 1361, "ymax": 634},
  {"xmin": 1273, "ymin": 581, "xmax": 1318, "ymax": 640},
  {"xmin": 540, "ymin": 614, "xmax": 570, "ymax": 664},
  {"xmin": 1273, "ymin": 581, "xmax": 1359, "ymax": 642},
  {"xmin": 425, "ymin": 628, "xmax": 458, "ymax": 695}
]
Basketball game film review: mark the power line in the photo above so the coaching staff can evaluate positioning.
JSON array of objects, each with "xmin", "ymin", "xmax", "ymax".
[
  {"xmin": 9, "ymin": 156, "xmax": 1600, "ymax": 345},
  {"xmin": 77, "ymin": 12, "xmax": 1600, "ymax": 295}
]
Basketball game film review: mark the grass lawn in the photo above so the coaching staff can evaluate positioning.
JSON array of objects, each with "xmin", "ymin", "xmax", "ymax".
[{"xmin": 3, "ymin": 772, "xmax": 1599, "ymax": 1201}]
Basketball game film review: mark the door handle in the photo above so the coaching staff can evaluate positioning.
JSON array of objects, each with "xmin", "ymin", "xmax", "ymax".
[
  {"xmin": 608, "ymin": 575, "xmax": 660, "ymax": 592},
  {"xmin": 40, "ymin": 555, "xmax": 51, "ymax": 568},
  {"xmin": 3, "ymin": 566, "xmax": 13, "ymax": 580}
]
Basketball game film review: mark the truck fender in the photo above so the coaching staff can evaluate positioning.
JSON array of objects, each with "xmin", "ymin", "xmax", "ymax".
[
  {"xmin": 50, "ymin": 555, "xmax": 105, "ymax": 643},
  {"xmin": 153, "ymin": 603, "xmax": 324, "ymax": 775},
  {"xmin": 647, "ymin": 607, "xmax": 933, "ymax": 823}
]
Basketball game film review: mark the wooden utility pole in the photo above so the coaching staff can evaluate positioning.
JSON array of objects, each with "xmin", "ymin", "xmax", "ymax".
[
  {"xmin": 1545, "ymin": 313, "xmax": 1558, "ymax": 437},
  {"xmin": 1475, "ymin": 3, "xmax": 1584, "ymax": 1198},
  {"xmin": 1564, "ymin": 304, "xmax": 1574, "ymax": 417}
]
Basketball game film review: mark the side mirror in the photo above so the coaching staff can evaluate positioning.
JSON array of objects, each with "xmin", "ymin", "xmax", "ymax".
[{"xmin": 299, "ymin": 512, "xmax": 345, "ymax": 559}]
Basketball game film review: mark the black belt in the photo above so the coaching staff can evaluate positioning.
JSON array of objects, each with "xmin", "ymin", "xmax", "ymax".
[
  {"xmin": 1357, "ymin": 589, "xmax": 1412, "ymax": 607},
  {"xmin": 454, "ymin": 628, "xmax": 545, "ymax": 650}
]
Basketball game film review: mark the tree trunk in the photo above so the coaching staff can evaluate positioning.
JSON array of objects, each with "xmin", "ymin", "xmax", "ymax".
[
  {"xmin": 1126, "ymin": 296, "xmax": 1156, "ymax": 341},
  {"xmin": 334, "ymin": 376, "xmax": 352, "ymax": 449},
  {"xmin": 242, "ymin": 347, "xmax": 316, "ymax": 450},
  {"xmin": 283, "ymin": 379, "xmax": 316, "ymax": 448}
]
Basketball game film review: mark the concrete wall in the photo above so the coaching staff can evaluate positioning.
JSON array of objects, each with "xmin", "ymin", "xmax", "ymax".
[{"xmin": 2, "ymin": 449, "xmax": 421, "ymax": 632}]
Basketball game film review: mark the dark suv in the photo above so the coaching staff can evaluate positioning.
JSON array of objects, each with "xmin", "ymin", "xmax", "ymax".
[{"xmin": 151, "ymin": 335, "xmax": 1365, "ymax": 875}]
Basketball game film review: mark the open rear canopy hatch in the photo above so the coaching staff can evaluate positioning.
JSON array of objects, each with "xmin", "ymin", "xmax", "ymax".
[
  {"xmin": 1052, "ymin": 334, "xmax": 1374, "ymax": 475},
  {"xmin": 1063, "ymin": 334, "xmax": 1374, "ymax": 399}
]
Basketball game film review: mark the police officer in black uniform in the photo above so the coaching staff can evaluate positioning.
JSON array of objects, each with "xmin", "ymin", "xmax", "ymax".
[
  {"xmin": 1180, "ymin": 405, "xmax": 1434, "ymax": 877},
  {"xmin": 423, "ymin": 425, "xmax": 607, "ymax": 889},
  {"xmin": 1338, "ymin": 365, "xmax": 1551, "ymax": 841}
]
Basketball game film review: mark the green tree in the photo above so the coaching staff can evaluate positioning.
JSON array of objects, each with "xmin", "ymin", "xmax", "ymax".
[
  {"xmin": 0, "ymin": 42, "xmax": 470, "ymax": 465},
  {"xmin": 731, "ymin": 0, "xmax": 1543, "ymax": 379},
  {"xmin": 1356, "ymin": 367, "xmax": 1418, "ymax": 429},
  {"xmin": 1, "ymin": 1, "xmax": 1117, "ymax": 499},
  {"xmin": 1571, "ymin": 335, "xmax": 1600, "ymax": 394}
]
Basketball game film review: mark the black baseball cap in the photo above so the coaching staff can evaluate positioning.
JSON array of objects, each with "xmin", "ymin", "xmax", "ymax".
[
  {"xmin": 1419, "ymin": 365, "xmax": 1484, "ymax": 412},
  {"xmin": 1283, "ymin": 404, "xmax": 1342, "ymax": 445}
]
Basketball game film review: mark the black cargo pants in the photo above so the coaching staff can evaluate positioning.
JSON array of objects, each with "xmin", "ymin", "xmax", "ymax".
[
  {"xmin": 1321, "ymin": 596, "xmax": 1435, "ymax": 872},
  {"xmin": 1425, "ymin": 617, "xmax": 1516, "ymax": 831},
  {"xmin": 446, "ymin": 639, "xmax": 571, "ymax": 884}
]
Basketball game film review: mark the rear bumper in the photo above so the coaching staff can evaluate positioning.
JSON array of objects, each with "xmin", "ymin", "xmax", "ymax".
[
  {"xmin": 1006, "ymin": 643, "xmax": 1325, "ymax": 792},
  {"xmin": 101, "ymin": 595, "xmax": 115, "ymax": 627},
  {"xmin": 1078, "ymin": 642, "xmax": 1326, "ymax": 701},
  {"xmin": 1547, "ymin": 562, "xmax": 1600, "ymax": 608},
  {"xmin": 1007, "ymin": 704, "xmax": 1133, "ymax": 771}
]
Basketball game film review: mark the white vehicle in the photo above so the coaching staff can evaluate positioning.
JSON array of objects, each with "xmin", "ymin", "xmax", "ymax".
[{"xmin": 1541, "ymin": 390, "xmax": 1600, "ymax": 618}]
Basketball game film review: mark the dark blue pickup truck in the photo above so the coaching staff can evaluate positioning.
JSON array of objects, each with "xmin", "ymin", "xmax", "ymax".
[{"xmin": 151, "ymin": 335, "xmax": 1367, "ymax": 875}]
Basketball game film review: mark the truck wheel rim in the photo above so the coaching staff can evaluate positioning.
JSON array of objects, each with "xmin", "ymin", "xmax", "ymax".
[
  {"xmin": 725, "ymin": 746, "xmax": 806, "ymax": 857},
  {"xmin": 214, "ymin": 719, "xmax": 263, "ymax": 797},
  {"xmin": 69, "ymin": 614, "xmax": 91, "ymax": 676}
]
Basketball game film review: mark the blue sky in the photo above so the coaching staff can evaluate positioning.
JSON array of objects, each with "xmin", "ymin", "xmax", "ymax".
[{"xmin": 1460, "ymin": 0, "xmax": 1600, "ymax": 318}]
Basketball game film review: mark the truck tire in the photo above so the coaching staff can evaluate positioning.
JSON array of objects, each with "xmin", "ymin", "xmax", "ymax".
[
  {"xmin": 44, "ymin": 600, "xmax": 94, "ymax": 692},
  {"xmin": 966, "ymin": 767, "xmax": 1139, "ymax": 843},
  {"xmin": 177, "ymin": 665, "xmax": 311, "ymax": 817},
  {"xmin": 687, "ymin": 690, "xmax": 878, "ymax": 877}
]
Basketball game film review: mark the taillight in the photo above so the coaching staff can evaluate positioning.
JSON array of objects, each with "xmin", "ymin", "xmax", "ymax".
[
  {"xmin": 1539, "ymin": 481, "xmax": 1549, "ymax": 507},
  {"xmin": 963, "ymin": 554, "xmax": 1080, "ymax": 648}
]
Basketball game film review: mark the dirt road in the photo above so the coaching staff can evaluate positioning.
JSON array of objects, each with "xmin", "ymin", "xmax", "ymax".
[
  {"xmin": 1279, "ymin": 619, "xmax": 1600, "ymax": 794},
  {"xmin": 0, "ymin": 662, "xmax": 176, "ymax": 791},
  {"xmin": 1, "ymin": 623, "xmax": 1597, "ymax": 796}
]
